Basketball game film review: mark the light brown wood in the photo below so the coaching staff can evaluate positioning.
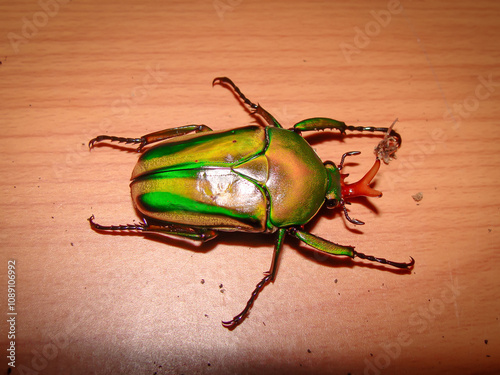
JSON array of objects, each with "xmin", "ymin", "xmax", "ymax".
[{"xmin": 1, "ymin": 0, "xmax": 499, "ymax": 373}]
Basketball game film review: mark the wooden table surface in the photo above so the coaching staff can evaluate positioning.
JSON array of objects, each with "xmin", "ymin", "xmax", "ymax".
[{"xmin": 2, "ymin": 0, "xmax": 499, "ymax": 374}]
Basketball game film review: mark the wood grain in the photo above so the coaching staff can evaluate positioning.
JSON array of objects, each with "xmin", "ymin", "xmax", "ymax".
[{"xmin": 1, "ymin": 0, "xmax": 499, "ymax": 374}]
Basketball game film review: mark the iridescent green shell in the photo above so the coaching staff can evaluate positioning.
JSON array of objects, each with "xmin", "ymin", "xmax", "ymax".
[{"xmin": 131, "ymin": 126, "xmax": 335, "ymax": 232}]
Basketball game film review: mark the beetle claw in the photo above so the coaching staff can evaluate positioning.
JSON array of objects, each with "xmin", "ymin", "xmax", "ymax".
[
  {"xmin": 221, "ymin": 317, "xmax": 240, "ymax": 329},
  {"xmin": 212, "ymin": 77, "xmax": 225, "ymax": 87}
]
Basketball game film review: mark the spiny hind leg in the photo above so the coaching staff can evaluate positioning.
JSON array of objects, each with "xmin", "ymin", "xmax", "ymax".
[
  {"xmin": 213, "ymin": 77, "xmax": 283, "ymax": 129},
  {"xmin": 221, "ymin": 228, "xmax": 287, "ymax": 329},
  {"xmin": 89, "ymin": 124, "xmax": 213, "ymax": 152},
  {"xmin": 288, "ymin": 227, "xmax": 414, "ymax": 269},
  {"xmin": 292, "ymin": 117, "xmax": 401, "ymax": 162},
  {"xmin": 88, "ymin": 215, "xmax": 218, "ymax": 242}
]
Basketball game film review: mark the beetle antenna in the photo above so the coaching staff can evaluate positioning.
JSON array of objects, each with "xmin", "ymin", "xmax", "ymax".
[{"xmin": 354, "ymin": 250, "xmax": 415, "ymax": 269}]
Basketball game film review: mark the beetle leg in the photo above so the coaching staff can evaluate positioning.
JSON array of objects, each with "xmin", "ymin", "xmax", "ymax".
[
  {"xmin": 136, "ymin": 125, "xmax": 213, "ymax": 151},
  {"xmin": 292, "ymin": 117, "xmax": 401, "ymax": 145},
  {"xmin": 288, "ymin": 228, "xmax": 414, "ymax": 269},
  {"xmin": 213, "ymin": 76, "xmax": 283, "ymax": 129},
  {"xmin": 265, "ymin": 228, "xmax": 287, "ymax": 281},
  {"xmin": 222, "ymin": 228, "xmax": 286, "ymax": 329},
  {"xmin": 88, "ymin": 215, "xmax": 218, "ymax": 242},
  {"xmin": 89, "ymin": 124, "xmax": 213, "ymax": 152},
  {"xmin": 292, "ymin": 118, "xmax": 401, "ymax": 163},
  {"xmin": 292, "ymin": 117, "xmax": 348, "ymax": 134}
]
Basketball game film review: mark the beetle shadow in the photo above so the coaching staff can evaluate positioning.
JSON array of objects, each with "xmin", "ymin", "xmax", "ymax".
[
  {"xmin": 90, "ymin": 215, "xmax": 273, "ymax": 254},
  {"xmin": 124, "ymin": 229, "xmax": 410, "ymax": 274},
  {"xmin": 89, "ymin": 225, "xmax": 215, "ymax": 252},
  {"xmin": 90, "ymin": 217, "xmax": 410, "ymax": 274},
  {"xmin": 89, "ymin": 142, "xmax": 141, "ymax": 153},
  {"xmin": 132, "ymin": 231, "xmax": 276, "ymax": 254}
]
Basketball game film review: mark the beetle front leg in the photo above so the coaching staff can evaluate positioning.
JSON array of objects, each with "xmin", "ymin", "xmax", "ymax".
[
  {"xmin": 288, "ymin": 227, "xmax": 414, "ymax": 269},
  {"xmin": 222, "ymin": 228, "xmax": 287, "ymax": 329},
  {"xmin": 88, "ymin": 215, "xmax": 218, "ymax": 242},
  {"xmin": 292, "ymin": 118, "xmax": 401, "ymax": 163},
  {"xmin": 213, "ymin": 76, "xmax": 283, "ymax": 129},
  {"xmin": 89, "ymin": 124, "xmax": 213, "ymax": 152}
]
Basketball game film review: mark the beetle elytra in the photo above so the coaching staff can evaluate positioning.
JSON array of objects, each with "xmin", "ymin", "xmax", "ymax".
[{"xmin": 88, "ymin": 77, "xmax": 414, "ymax": 328}]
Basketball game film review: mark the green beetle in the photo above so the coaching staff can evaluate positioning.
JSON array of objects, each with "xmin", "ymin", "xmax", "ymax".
[{"xmin": 88, "ymin": 77, "xmax": 414, "ymax": 328}]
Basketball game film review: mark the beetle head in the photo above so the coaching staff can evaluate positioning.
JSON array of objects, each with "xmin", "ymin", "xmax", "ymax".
[{"xmin": 324, "ymin": 152, "xmax": 382, "ymax": 225}]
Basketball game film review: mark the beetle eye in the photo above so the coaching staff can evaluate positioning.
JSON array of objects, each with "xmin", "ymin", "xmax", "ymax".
[{"xmin": 325, "ymin": 199, "xmax": 338, "ymax": 208}]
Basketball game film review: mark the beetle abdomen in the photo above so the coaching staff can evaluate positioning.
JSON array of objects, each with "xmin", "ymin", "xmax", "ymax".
[{"xmin": 131, "ymin": 168, "xmax": 268, "ymax": 232}]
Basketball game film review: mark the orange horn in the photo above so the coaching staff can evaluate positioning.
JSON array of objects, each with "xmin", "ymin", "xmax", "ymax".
[{"xmin": 341, "ymin": 159, "xmax": 382, "ymax": 199}]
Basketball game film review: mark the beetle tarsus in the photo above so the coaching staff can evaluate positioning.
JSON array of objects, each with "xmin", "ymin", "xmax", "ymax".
[
  {"xmin": 340, "ymin": 118, "xmax": 402, "ymax": 164},
  {"xmin": 90, "ymin": 125, "xmax": 214, "ymax": 152},
  {"xmin": 214, "ymin": 77, "xmax": 283, "ymax": 129},
  {"xmin": 341, "ymin": 204, "xmax": 365, "ymax": 225},
  {"xmin": 222, "ymin": 228, "xmax": 286, "ymax": 329},
  {"xmin": 345, "ymin": 124, "xmax": 401, "ymax": 148},
  {"xmin": 88, "ymin": 135, "xmax": 143, "ymax": 150},
  {"xmin": 89, "ymin": 215, "xmax": 219, "ymax": 241},
  {"xmin": 354, "ymin": 251, "xmax": 415, "ymax": 269},
  {"xmin": 88, "ymin": 215, "xmax": 147, "ymax": 232},
  {"xmin": 222, "ymin": 273, "xmax": 273, "ymax": 329},
  {"xmin": 213, "ymin": 76, "xmax": 258, "ymax": 109}
]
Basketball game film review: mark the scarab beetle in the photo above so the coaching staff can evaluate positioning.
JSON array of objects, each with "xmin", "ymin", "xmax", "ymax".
[{"xmin": 88, "ymin": 77, "xmax": 414, "ymax": 328}]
